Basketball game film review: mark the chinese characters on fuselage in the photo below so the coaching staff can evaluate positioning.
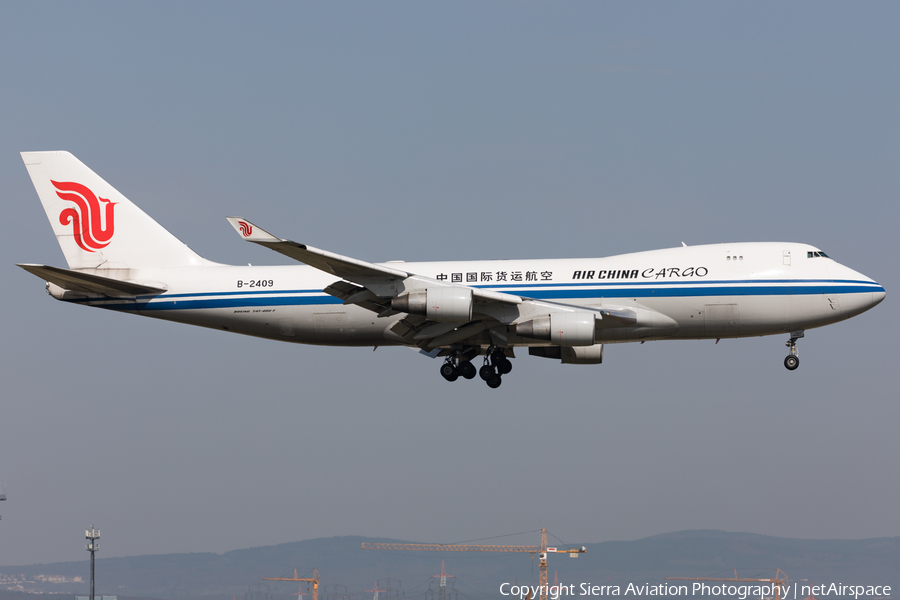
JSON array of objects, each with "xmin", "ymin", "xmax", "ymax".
[
  {"xmin": 432, "ymin": 266, "xmax": 709, "ymax": 283},
  {"xmin": 435, "ymin": 271, "xmax": 554, "ymax": 283}
]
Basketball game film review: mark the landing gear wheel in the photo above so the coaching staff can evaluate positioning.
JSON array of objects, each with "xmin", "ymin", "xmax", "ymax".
[
  {"xmin": 783, "ymin": 330, "xmax": 803, "ymax": 371},
  {"xmin": 440, "ymin": 362, "xmax": 459, "ymax": 382},
  {"xmin": 479, "ymin": 364, "xmax": 496, "ymax": 381},
  {"xmin": 496, "ymin": 357, "xmax": 512, "ymax": 375},
  {"xmin": 490, "ymin": 349, "xmax": 506, "ymax": 364},
  {"xmin": 486, "ymin": 374, "xmax": 502, "ymax": 389},
  {"xmin": 458, "ymin": 361, "xmax": 477, "ymax": 380}
]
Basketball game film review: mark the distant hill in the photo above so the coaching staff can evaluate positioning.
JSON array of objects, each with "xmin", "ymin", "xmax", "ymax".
[{"xmin": 1, "ymin": 531, "xmax": 897, "ymax": 600}]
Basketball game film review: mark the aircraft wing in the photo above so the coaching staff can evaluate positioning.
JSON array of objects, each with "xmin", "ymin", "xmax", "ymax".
[
  {"xmin": 227, "ymin": 217, "xmax": 523, "ymax": 306},
  {"xmin": 226, "ymin": 217, "xmax": 409, "ymax": 281},
  {"xmin": 226, "ymin": 218, "xmax": 532, "ymax": 350},
  {"xmin": 225, "ymin": 218, "xmax": 656, "ymax": 351}
]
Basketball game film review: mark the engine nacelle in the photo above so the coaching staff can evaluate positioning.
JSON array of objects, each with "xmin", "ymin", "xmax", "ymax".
[
  {"xmin": 391, "ymin": 287, "xmax": 473, "ymax": 322},
  {"xmin": 515, "ymin": 312, "xmax": 596, "ymax": 346},
  {"xmin": 528, "ymin": 344, "xmax": 604, "ymax": 364}
]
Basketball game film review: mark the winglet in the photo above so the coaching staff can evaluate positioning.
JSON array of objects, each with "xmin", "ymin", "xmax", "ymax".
[{"xmin": 226, "ymin": 217, "xmax": 292, "ymax": 245}]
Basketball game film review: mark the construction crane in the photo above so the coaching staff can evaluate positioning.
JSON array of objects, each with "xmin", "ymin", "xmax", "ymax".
[
  {"xmin": 362, "ymin": 529, "xmax": 585, "ymax": 600},
  {"xmin": 262, "ymin": 569, "xmax": 320, "ymax": 600},
  {"xmin": 667, "ymin": 569, "xmax": 788, "ymax": 600}
]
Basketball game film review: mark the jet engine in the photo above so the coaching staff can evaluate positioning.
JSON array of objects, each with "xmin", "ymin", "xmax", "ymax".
[
  {"xmin": 391, "ymin": 287, "xmax": 473, "ymax": 322},
  {"xmin": 515, "ymin": 312, "xmax": 596, "ymax": 346}
]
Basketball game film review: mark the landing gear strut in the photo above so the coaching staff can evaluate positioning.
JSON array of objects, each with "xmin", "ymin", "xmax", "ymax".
[
  {"xmin": 492, "ymin": 349, "xmax": 513, "ymax": 375},
  {"xmin": 439, "ymin": 347, "xmax": 513, "ymax": 388},
  {"xmin": 784, "ymin": 330, "xmax": 803, "ymax": 371}
]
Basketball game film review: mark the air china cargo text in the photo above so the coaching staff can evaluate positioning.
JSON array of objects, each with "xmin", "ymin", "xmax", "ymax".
[{"xmin": 572, "ymin": 267, "xmax": 709, "ymax": 280}]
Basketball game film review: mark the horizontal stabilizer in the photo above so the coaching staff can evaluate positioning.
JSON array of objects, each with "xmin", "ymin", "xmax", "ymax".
[{"xmin": 17, "ymin": 264, "xmax": 166, "ymax": 297}]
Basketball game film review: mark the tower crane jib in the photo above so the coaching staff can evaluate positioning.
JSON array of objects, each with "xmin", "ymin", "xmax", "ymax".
[{"xmin": 362, "ymin": 529, "xmax": 586, "ymax": 600}]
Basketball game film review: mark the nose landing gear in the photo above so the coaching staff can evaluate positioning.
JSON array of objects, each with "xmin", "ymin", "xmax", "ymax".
[{"xmin": 784, "ymin": 330, "xmax": 804, "ymax": 370}]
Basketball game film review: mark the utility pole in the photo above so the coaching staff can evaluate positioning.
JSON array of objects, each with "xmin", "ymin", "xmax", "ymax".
[
  {"xmin": 366, "ymin": 581, "xmax": 387, "ymax": 600},
  {"xmin": 85, "ymin": 525, "xmax": 100, "ymax": 600},
  {"xmin": 427, "ymin": 561, "xmax": 456, "ymax": 600}
]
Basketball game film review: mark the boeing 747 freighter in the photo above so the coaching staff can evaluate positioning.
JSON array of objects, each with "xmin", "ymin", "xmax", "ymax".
[{"xmin": 18, "ymin": 151, "xmax": 886, "ymax": 388}]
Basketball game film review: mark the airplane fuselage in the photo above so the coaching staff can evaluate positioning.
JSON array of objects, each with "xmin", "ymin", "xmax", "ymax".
[{"xmin": 51, "ymin": 241, "xmax": 884, "ymax": 348}]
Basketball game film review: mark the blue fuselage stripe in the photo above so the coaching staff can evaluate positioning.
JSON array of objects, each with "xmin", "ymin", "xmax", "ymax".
[
  {"xmin": 521, "ymin": 284, "xmax": 879, "ymax": 300},
  {"xmin": 72, "ymin": 280, "xmax": 883, "ymax": 312},
  {"xmin": 474, "ymin": 278, "xmax": 876, "ymax": 290}
]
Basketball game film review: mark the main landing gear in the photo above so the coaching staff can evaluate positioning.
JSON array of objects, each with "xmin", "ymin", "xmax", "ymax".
[
  {"xmin": 440, "ymin": 355, "xmax": 477, "ymax": 382},
  {"xmin": 440, "ymin": 347, "xmax": 512, "ymax": 389},
  {"xmin": 784, "ymin": 330, "xmax": 804, "ymax": 371},
  {"xmin": 479, "ymin": 348, "xmax": 512, "ymax": 389}
]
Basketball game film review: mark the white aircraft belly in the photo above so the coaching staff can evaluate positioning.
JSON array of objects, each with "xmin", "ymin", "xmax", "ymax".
[{"xmin": 136, "ymin": 301, "xmax": 399, "ymax": 347}]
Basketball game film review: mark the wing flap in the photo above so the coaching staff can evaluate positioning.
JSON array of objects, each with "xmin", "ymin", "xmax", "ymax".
[
  {"xmin": 322, "ymin": 280, "xmax": 401, "ymax": 317},
  {"xmin": 413, "ymin": 321, "xmax": 462, "ymax": 340},
  {"xmin": 427, "ymin": 321, "xmax": 489, "ymax": 348},
  {"xmin": 389, "ymin": 315, "xmax": 430, "ymax": 342}
]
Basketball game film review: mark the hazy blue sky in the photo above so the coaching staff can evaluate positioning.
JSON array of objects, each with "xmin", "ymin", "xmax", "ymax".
[{"xmin": 1, "ymin": 2, "xmax": 897, "ymax": 567}]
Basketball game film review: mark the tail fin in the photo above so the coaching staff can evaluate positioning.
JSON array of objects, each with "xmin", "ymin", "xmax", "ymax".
[{"xmin": 21, "ymin": 151, "xmax": 206, "ymax": 269}]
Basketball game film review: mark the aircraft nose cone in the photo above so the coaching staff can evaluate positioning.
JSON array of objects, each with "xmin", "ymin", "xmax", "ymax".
[{"xmin": 872, "ymin": 288, "xmax": 886, "ymax": 306}]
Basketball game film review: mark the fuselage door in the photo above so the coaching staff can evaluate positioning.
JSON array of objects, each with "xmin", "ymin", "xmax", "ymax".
[{"xmin": 783, "ymin": 250, "xmax": 791, "ymax": 266}]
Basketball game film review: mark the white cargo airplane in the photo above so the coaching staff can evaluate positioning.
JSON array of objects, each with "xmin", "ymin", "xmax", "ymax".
[{"xmin": 19, "ymin": 151, "xmax": 886, "ymax": 388}]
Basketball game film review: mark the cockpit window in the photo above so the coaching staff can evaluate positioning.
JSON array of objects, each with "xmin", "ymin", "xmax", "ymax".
[{"xmin": 807, "ymin": 251, "xmax": 830, "ymax": 258}]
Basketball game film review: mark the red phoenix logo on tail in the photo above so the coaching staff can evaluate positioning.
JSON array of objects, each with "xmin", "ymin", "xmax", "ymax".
[
  {"xmin": 53, "ymin": 180, "xmax": 117, "ymax": 252},
  {"xmin": 237, "ymin": 221, "xmax": 253, "ymax": 237}
]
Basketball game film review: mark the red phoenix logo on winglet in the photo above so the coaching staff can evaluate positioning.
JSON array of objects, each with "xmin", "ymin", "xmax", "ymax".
[
  {"xmin": 237, "ymin": 221, "xmax": 253, "ymax": 237},
  {"xmin": 53, "ymin": 180, "xmax": 117, "ymax": 252}
]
